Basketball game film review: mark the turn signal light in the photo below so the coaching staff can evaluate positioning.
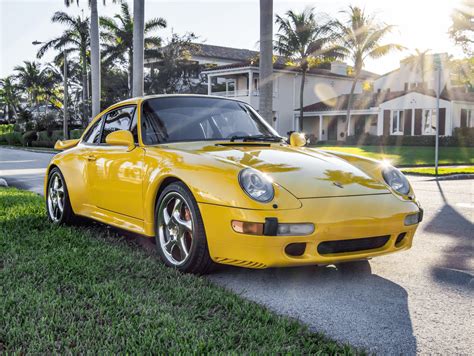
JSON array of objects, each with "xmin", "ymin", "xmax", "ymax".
[
  {"xmin": 231, "ymin": 220, "xmax": 314, "ymax": 236},
  {"xmin": 404, "ymin": 212, "xmax": 421, "ymax": 226},
  {"xmin": 231, "ymin": 221, "xmax": 264, "ymax": 235}
]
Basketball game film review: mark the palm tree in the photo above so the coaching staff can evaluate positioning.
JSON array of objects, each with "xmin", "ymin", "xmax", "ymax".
[
  {"xmin": 0, "ymin": 76, "xmax": 20, "ymax": 122},
  {"xmin": 64, "ymin": 0, "xmax": 121, "ymax": 119},
  {"xmin": 100, "ymin": 2, "xmax": 166, "ymax": 96},
  {"xmin": 406, "ymin": 49, "xmax": 431, "ymax": 88},
  {"xmin": 275, "ymin": 8, "xmax": 342, "ymax": 129},
  {"xmin": 14, "ymin": 61, "xmax": 47, "ymax": 107},
  {"xmin": 334, "ymin": 6, "xmax": 403, "ymax": 136},
  {"xmin": 36, "ymin": 11, "xmax": 90, "ymax": 122},
  {"xmin": 259, "ymin": 0, "xmax": 273, "ymax": 125}
]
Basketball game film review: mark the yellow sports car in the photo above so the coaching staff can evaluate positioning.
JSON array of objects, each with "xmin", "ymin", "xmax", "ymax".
[{"xmin": 46, "ymin": 95, "xmax": 422, "ymax": 273}]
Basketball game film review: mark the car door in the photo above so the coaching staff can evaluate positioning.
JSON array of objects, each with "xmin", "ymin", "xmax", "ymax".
[{"xmin": 87, "ymin": 105, "xmax": 145, "ymax": 220}]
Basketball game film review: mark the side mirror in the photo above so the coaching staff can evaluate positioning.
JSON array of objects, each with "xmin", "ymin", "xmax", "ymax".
[
  {"xmin": 54, "ymin": 139, "xmax": 79, "ymax": 151},
  {"xmin": 289, "ymin": 132, "xmax": 307, "ymax": 147},
  {"xmin": 105, "ymin": 130, "xmax": 135, "ymax": 150}
]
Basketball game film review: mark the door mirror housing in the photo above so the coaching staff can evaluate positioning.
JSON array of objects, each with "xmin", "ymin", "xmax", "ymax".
[
  {"xmin": 54, "ymin": 139, "xmax": 80, "ymax": 151},
  {"xmin": 105, "ymin": 130, "xmax": 135, "ymax": 150},
  {"xmin": 289, "ymin": 132, "xmax": 307, "ymax": 147}
]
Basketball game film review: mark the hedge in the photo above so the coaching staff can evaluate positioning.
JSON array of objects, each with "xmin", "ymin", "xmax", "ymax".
[
  {"xmin": 0, "ymin": 124, "xmax": 14, "ymax": 135},
  {"xmin": 343, "ymin": 128, "xmax": 474, "ymax": 147}
]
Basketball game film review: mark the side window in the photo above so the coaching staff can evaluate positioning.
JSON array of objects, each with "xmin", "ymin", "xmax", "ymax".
[
  {"xmin": 83, "ymin": 118, "xmax": 103, "ymax": 145},
  {"xmin": 101, "ymin": 106, "xmax": 135, "ymax": 143}
]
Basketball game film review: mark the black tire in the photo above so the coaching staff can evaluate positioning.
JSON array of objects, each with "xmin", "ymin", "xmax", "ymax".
[
  {"xmin": 154, "ymin": 181, "xmax": 215, "ymax": 274},
  {"xmin": 46, "ymin": 167, "xmax": 77, "ymax": 225}
]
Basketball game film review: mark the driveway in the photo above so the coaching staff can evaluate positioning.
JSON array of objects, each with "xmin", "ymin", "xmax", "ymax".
[{"xmin": 1, "ymin": 147, "xmax": 473, "ymax": 354}]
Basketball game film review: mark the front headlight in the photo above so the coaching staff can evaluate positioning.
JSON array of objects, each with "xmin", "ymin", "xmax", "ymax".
[
  {"xmin": 239, "ymin": 168, "xmax": 274, "ymax": 203},
  {"xmin": 382, "ymin": 166, "xmax": 410, "ymax": 195}
]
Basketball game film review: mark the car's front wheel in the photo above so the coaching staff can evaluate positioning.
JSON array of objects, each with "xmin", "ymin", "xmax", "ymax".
[
  {"xmin": 46, "ymin": 167, "xmax": 76, "ymax": 225},
  {"xmin": 155, "ymin": 182, "xmax": 214, "ymax": 274}
]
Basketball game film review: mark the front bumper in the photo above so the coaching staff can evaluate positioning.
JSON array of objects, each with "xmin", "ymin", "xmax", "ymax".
[{"xmin": 198, "ymin": 193, "xmax": 421, "ymax": 268}]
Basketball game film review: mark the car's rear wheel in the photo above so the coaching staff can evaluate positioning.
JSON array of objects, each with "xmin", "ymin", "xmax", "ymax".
[
  {"xmin": 155, "ymin": 182, "xmax": 214, "ymax": 274},
  {"xmin": 46, "ymin": 167, "xmax": 76, "ymax": 225}
]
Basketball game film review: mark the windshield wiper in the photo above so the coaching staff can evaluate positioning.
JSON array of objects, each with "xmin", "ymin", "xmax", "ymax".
[{"xmin": 229, "ymin": 134, "xmax": 284, "ymax": 143}]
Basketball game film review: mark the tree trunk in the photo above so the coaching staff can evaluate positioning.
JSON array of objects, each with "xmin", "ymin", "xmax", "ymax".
[
  {"xmin": 299, "ymin": 69, "xmax": 306, "ymax": 131},
  {"xmin": 81, "ymin": 48, "xmax": 89, "ymax": 127},
  {"xmin": 259, "ymin": 0, "xmax": 273, "ymax": 125},
  {"xmin": 63, "ymin": 51, "xmax": 69, "ymax": 140},
  {"xmin": 346, "ymin": 77, "xmax": 358, "ymax": 137},
  {"xmin": 90, "ymin": 0, "xmax": 101, "ymax": 119},
  {"xmin": 132, "ymin": 0, "xmax": 145, "ymax": 97},
  {"xmin": 128, "ymin": 49, "xmax": 133, "ymax": 97}
]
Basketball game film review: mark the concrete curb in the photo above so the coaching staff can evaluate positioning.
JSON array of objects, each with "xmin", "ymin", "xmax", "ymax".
[{"xmin": 1, "ymin": 145, "xmax": 57, "ymax": 154}]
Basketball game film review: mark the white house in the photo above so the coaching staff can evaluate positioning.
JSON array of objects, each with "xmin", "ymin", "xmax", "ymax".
[
  {"xmin": 300, "ymin": 88, "xmax": 474, "ymax": 141},
  {"xmin": 203, "ymin": 60, "xmax": 375, "ymax": 135},
  {"xmin": 300, "ymin": 53, "xmax": 474, "ymax": 141}
]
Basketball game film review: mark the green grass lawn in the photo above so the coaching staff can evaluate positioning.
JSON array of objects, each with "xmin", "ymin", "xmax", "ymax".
[
  {"xmin": 0, "ymin": 188, "xmax": 356, "ymax": 354},
  {"xmin": 313, "ymin": 145, "xmax": 474, "ymax": 167},
  {"xmin": 401, "ymin": 166, "xmax": 474, "ymax": 176}
]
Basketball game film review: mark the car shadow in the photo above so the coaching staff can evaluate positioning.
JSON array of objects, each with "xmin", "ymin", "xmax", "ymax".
[
  {"xmin": 424, "ymin": 180, "xmax": 474, "ymax": 288},
  {"xmin": 209, "ymin": 263, "xmax": 416, "ymax": 355}
]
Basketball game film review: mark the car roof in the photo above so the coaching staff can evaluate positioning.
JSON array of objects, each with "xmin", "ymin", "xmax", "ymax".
[{"xmin": 114, "ymin": 94, "xmax": 249, "ymax": 106}]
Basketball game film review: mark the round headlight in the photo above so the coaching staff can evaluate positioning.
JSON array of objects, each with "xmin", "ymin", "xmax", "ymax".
[
  {"xmin": 239, "ymin": 168, "xmax": 274, "ymax": 203},
  {"xmin": 382, "ymin": 166, "xmax": 410, "ymax": 195}
]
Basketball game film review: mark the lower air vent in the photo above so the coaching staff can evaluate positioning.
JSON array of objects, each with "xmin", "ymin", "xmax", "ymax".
[
  {"xmin": 215, "ymin": 257, "xmax": 267, "ymax": 269},
  {"xmin": 317, "ymin": 235, "xmax": 390, "ymax": 255}
]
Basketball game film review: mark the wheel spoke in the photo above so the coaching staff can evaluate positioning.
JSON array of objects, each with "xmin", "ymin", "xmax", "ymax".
[
  {"xmin": 57, "ymin": 196, "xmax": 64, "ymax": 212},
  {"xmin": 178, "ymin": 234, "xmax": 189, "ymax": 258},
  {"xmin": 163, "ymin": 206, "xmax": 172, "ymax": 226},
  {"xmin": 174, "ymin": 214, "xmax": 192, "ymax": 232},
  {"xmin": 53, "ymin": 177, "xmax": 59, "ymax": 190},
  {"xmin": 163, "ymin": 238, "xmax": 175, "ymax": 253},
  {"xmin": 171, "ymin": 198, "xmax": 183, "ymax": 217}
]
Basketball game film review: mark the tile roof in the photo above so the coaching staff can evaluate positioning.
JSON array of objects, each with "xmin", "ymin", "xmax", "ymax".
[
  {"xmin": 186, "ymin": 43, "xmax": 259, "ymax": 62},
  {"xmin": 204, "ymin": 60, "xmax": 377, "ymax": 80}
]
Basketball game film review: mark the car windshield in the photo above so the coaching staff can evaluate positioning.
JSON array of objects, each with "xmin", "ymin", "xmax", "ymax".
[{"xmin": 141, "ymin": 96, "xmax": 280, "ymax": 144}]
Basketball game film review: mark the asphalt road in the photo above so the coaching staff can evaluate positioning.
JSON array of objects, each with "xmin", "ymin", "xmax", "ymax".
[{"xmin": 1, "ymin": 146, "xmax": 473, "ymax": 355}]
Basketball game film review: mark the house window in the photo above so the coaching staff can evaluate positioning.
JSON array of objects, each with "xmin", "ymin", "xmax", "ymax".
[
  {"xmin": 461, "ymin": 109, "xmax": 473, "ymax": 127},
  {"xmin": 422, "ymin": 109, "xmax": 437, "ymax": 135},
  {"xmin": 391, "ymin": 110, "xmax": 404, "ymax": 135}
]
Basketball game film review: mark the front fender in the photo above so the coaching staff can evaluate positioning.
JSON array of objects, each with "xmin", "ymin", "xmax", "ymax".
[{"xmin": 142, "ymin": 148, "xmax": 302, "ymax": 234}]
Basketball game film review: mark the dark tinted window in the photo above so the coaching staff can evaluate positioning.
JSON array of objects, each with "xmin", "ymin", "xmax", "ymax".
[
  {"xmin": 83, "ymin": 118, "xmax": 103, "ymax": 144},
  {"xmin": 141, "ymin": 97, "xmax": 275, "ymax": 145},
  {"xmin": 101, "ymin": 106, "xmax": 135, "ymax": 143}
]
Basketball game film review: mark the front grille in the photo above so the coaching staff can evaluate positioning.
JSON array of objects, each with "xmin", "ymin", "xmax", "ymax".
[{"xmin": 317, "ymin": 235, "xmax": 390, "ymax": 255}]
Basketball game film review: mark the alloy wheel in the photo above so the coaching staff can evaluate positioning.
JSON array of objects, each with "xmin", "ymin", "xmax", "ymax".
[
  {"xmin": 47, "ymin": 173, "xmax": 65, "ymax": 222},
  {"xmin": 157, "ymin": 192, "xmax": 194, "ymax": 266}
]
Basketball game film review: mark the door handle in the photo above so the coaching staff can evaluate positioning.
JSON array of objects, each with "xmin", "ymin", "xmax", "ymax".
[{"xmin": 86, "ymin": 155, "xmax": 97, "ymax": 161}]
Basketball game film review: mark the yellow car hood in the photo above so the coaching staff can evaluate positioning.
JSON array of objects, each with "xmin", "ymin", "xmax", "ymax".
[{"xmin": 168, "ymin": 142, "xmax": 389, "ymax": 199}]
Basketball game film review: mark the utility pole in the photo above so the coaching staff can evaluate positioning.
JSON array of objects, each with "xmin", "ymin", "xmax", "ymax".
[
  {"xmin": 63, "ymin": 50, "xmax": 69, "ymax": 140},
  {"xmin": 259, "ymin": 0, "xmax": 273, "ymax": 125},
  {"xmin": 434, "ymin": 54, "xmax": 441, "ymax": 177}
]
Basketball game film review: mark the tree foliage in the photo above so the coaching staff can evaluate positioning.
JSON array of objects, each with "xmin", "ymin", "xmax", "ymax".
[{"xmin": 449, "ymin": 0, "xmax": 474, "ymax": 55}]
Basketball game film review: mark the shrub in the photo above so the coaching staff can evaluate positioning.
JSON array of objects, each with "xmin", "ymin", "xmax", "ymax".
[
  {"xmin": 345, "ymin": 133, "xmax": 464, "ymax": 147},
  {"xmin": 22, "ymin": 131, "xmax": 38, "ymax": 147},
  {"xmin": 0, "ymin": 124, "xmax": 14, "ymax": 135},
  {"xmin": 454, "ymin": 127, "xmax": 474, "ymax": 147},
  {"xmin": 3, "ymin": 132, "xmax": 23, "ymax": 145},
  {"xmin": 70, "ymin": 129, "xmax": 85, "ymax": 139},
  {"xmin": 31, "ymin": 140, "xmax": 55, "ymax": 148}
]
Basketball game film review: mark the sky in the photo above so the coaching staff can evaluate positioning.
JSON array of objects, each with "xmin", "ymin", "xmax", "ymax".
[{"xmin": 0, "ymin": 0, "xmax": 466, "ymax": 78}]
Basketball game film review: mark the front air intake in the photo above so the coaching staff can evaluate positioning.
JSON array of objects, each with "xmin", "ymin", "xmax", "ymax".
[{"xmin": 317, "ymin": 235, "xmax": 390, "ymax": 255}]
